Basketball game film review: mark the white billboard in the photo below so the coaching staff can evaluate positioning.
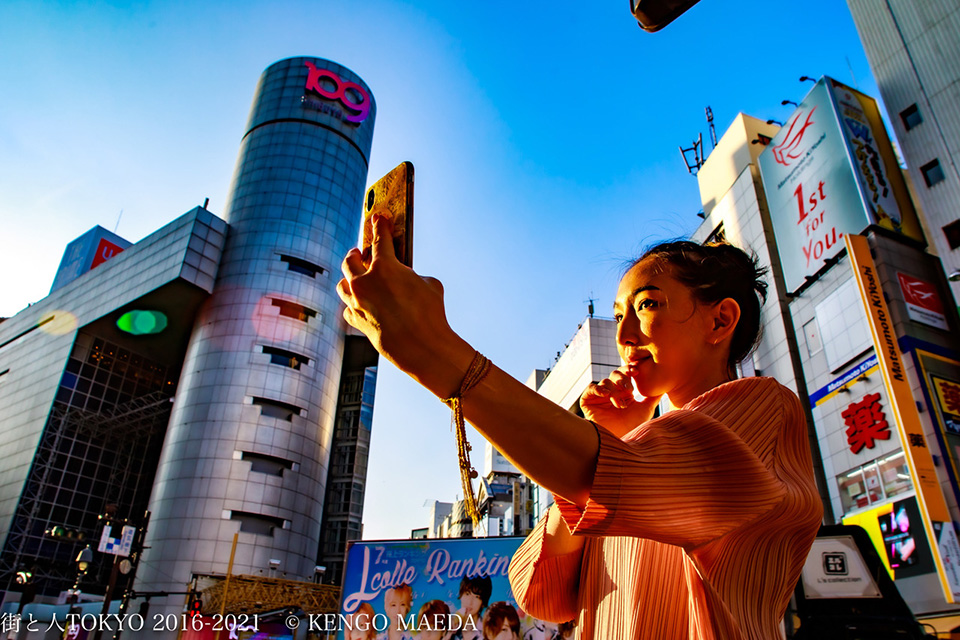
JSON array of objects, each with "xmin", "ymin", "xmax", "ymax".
[{"xmin": 758, "ymin": 77, "xmax": 921, "ymax": 292}]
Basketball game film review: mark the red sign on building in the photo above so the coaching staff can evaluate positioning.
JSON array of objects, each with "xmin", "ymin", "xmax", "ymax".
[
  {"xmin": 897, "ymin": 272, "xmax": 947, "ymax": 330},
  {"xmin": 842, "ymin": 392, "xmax": 891, "ymax": 454},
  {"xmin": 90, "ymin": 238, "xmax": 124, "ymax": 268}
]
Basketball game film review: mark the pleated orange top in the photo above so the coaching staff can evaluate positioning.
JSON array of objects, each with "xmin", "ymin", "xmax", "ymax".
[{"xmin": 509, "ymin": 377, "xmax": 823, "ymax": 640}]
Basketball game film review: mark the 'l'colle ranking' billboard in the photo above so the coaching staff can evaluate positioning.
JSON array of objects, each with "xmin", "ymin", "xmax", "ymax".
[
  {"xmin": 758, "ymin": 76, "xmax": 923, "ymax": 292},
  {"xmin": 334, "ymin": 537, "xmax": 571, "ymax": 640}
]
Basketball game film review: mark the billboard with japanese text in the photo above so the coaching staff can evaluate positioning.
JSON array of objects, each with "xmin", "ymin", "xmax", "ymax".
[
  {"xmin": 758, "ymin": 77, "xmax": 922, "ymax": 292},
  {"xmin": 337, "ymin": 537, "xmax": 572, "ymax": 640},
  {"xmin": 931, "ymin": 375, "xmax": 960, "ymax": 435}
]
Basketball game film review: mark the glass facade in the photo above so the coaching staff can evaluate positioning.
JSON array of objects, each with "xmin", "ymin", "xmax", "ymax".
[
  {"xmin": 319, "ymin": 336, "xmax": 378, "ymax": 585},
  {"xmin": 0, "ymin": 335, "xmax": 175, "ymax": 595}
]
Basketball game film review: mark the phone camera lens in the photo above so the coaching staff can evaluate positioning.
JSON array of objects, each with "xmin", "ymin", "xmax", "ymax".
[{"xmin": 366, "ymin": 190, "xmax": 375, "ymax": 211}]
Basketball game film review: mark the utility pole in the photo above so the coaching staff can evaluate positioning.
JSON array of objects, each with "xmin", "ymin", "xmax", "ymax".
[{"xmin": 95, "ymin": 509, "xmax": 149, "ymax": 640}]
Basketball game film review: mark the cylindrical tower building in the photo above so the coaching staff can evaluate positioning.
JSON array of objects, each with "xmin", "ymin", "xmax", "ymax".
[{"xmin": 138, "ymin": 57, "xmax": 375, "ymax": 604}]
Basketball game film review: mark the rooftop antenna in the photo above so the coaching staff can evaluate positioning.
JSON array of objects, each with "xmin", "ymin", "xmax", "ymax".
[
  {"xmin": 584, "ymin": 295, "xmax": 596, "ymax": 318},
  {"xmin": 114, "ymin": 209, "xmax": 123, "ymax": 234},
  {"xmin": 679, "ymin": 132, "xmax": 704, "ymax": 175},
  {"xmin": 705, "ymin": 106, "xmax": 717, "ymax": 149},
  {"xmin": 845, "ymin": 56, "xmax": 859, "ymax": 88}
]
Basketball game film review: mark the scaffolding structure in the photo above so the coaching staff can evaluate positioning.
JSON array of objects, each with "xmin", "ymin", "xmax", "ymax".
[
  {"xmin": 1, "ymin": 392, "xmax": 172, "ymax": 592},
  {"xmin": 196, "ymin": 573, "xmax": 341, "ymax": 616}
]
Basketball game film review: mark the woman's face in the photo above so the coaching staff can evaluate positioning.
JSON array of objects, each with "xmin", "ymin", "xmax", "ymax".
[{"xmin": 614, "ymin": 259, "xmax": 726, "ymax": 403}]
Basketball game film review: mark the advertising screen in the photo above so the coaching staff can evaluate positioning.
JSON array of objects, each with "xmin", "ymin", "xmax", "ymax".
[
  {"xmin": 335, "ymin": 537, "xmax": 573, "ymax": 640},
  {"xmin": 878, "ymin": 498, "xmax": 921, "ymax": 570}
]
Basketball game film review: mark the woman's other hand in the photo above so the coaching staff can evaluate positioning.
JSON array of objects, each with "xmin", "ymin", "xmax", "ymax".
[
  {"xmin": 337, "ymin": 214, "xmax": 474, "ymax": 398},
  {"xmin": 579, "ymin": 368, "xmax": 661, "ymax": 437}
]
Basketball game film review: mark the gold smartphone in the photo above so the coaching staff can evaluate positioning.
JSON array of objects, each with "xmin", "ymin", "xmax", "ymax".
[{"xmin": 361, "ymin": 161, "xmax": 414, "ymax": 267}]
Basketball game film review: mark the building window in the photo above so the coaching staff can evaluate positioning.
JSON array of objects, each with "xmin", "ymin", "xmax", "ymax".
[
  {"xmin": 280, "ymin": 254, "xmax": 325, "ymax": 278},
  {"xmin": 877, "ymin": 451, "xmax": 912, "ymax": 499},
  {"xmin": 262, "ymin": 346, "xmax": 309, "ymax": 370},
  {"xmin": 900, "ymin": 104, "xmax": 922, "ymax": 131},
  {"xmin": 271, "ymin": 299, "xmax": 317, "ymax": 322},
  {"xmin": 251, "ymin": 396, "xmax": 304, "ymax": 421},
  {"xmin": 229, "ymin": 511, "xmax": 286, "ymax": 536},
  {"xmin": 241, "ymin": 451, "xmax": 295, "ymax": 476},
  {"xmin": 920, "ymin": 159, "xmax": 946, "ymax": 187},
  {"xmin": 335, "ymin": 409, "xmax": 361, "ymax": 440},
  {"xmin": 942, "ymin": 220, "xmax": 960, "ymax": 250},
  {"xmin": 837, "ymin": 451, "xmax": 912, "ymax": 515}
]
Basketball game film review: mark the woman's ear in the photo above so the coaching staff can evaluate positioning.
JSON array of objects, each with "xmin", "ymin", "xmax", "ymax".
[{"xmin": 709, "ymin": 298, "xmax": 741, "ymax": 345}]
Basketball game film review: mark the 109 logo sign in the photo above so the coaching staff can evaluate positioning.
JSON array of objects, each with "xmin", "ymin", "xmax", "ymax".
[{"xmin": 304, "ymin": 62, "xmax": 370, "ymax": 123}]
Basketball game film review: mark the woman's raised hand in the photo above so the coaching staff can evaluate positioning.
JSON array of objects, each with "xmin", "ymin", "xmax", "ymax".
[
  {"xmin": 337, "ymin": 214, "xmax": 474, "ymax": 398},
  {"xmin": 579, "ymin": 368, "xmax": 661, "ymax": 437},
  {"xmin": 341, "ymin": 216, "xmax": 601, "ymax": 505}
]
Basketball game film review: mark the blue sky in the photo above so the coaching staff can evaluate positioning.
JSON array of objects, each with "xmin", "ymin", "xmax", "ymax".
[{"xmin": 0, "ymin": 0, "xmax": 881, "ymax": 540}]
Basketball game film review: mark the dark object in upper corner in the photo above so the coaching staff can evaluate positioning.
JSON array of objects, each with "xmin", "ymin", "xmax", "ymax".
[{"xmin": 630, "ymin": 0, "xmax": 702, "ymax": 32}]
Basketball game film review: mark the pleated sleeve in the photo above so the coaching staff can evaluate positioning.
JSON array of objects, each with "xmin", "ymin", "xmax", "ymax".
[
  {"xmin": 508, "ymin": 511, "xmax": 582, "ymax": 623},
  {"xmin": 554, "ymin": 409, "xmax": 787, "ymax": 549}
]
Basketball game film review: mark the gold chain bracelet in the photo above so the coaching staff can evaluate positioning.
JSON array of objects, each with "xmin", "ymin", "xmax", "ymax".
[{"xmin": 441, "ymin": 351, "xmax": 491, "ymax": 527}]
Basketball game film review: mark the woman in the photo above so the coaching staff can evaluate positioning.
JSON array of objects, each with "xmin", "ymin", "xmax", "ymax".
[{"xmin": 338, "ymin": 216, "xmax": 822, "ymax": 639}]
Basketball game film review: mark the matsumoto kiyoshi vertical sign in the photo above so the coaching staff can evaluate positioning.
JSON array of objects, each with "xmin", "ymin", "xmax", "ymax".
[
  {"xmin": 847, "ymin": 234, "xmax": 960, "ymax": 602},
  {"xmin": 758, "ymin": 77, "xmax": 921, "ymax": 292},
  {"xmin": 336, "ymin": 538, "xmax": 570, "ymax": 640}
]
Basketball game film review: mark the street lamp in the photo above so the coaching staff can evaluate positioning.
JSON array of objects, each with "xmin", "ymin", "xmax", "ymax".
[
  {"xmin": 75, "ymin": 546, "xmax": 93, "ymax": 580},
  {"xmin": 70, "ymin": 545, "xmax": 94, "ymax": 604}
]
